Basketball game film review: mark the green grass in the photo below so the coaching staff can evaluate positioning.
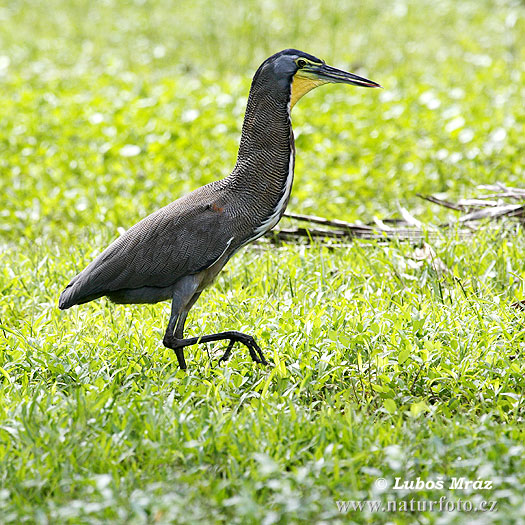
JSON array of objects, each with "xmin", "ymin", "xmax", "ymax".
[{"xmin": 1, "ymin": 0, "xmax": 525, "ymax": 523}]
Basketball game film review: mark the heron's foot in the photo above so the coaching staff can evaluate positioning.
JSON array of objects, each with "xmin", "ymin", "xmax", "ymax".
[
  {"xmin": 218, "ymin": 335, "xmax": 268, "ymax": 366},
  {"xmin": 163, "ymin": 330, "xmax": 268, "ymax": 369},
  {"xmin": 218, "ymin": 340, "xmax": 236, "ymax": 364}
]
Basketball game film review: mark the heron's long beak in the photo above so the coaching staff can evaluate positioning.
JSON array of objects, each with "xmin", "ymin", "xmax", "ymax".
[
  {"xmin": 290, "ymin": 61, "xmax": 381, "ymax": 109},
  {"xmin": 308, "ymin": 63, "xmax": 381, "ymax": 88}
]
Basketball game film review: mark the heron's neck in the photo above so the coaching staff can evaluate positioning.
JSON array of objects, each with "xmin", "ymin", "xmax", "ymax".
[{"xmin": 230, "ymin": 83, "xmax": 294, "ymax": 205}]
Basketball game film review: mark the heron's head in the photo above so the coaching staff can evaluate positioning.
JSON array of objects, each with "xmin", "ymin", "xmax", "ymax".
[{"xmin": 255, "ymin": 49, "xmax": 381, "ymax": 109}]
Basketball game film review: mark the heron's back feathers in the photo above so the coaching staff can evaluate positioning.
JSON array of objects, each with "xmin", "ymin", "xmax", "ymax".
[{"xmin": 59, "ymin": 183, "xmax": 235, "ymax": 309}]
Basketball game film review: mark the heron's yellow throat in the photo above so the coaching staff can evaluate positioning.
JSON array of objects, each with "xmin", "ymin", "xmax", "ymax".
[{"xmin": 290, "ymin": 72, "xmax": 328, "ymax": 109}]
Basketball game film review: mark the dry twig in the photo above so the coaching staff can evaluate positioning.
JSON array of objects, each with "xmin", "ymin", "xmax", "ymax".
[{"xmin": 264, "ymin": 183, "xmax": 524, "ymax": 246}]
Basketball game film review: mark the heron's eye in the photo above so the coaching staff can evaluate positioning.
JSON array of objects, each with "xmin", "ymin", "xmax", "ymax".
[{"xmin": 297, "ymin": 59, "xmax": 307, "ymax": 68}]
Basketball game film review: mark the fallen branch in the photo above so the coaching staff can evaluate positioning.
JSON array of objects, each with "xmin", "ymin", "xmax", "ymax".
[
  {"xmin": 283, "ymin": 212, "xmax": 373, "ymax": 231},
  {"xmin": 264, "ymin": 184, "xmax": 524, "ymax": 246},
  {"xmin": 457, "ymin": 204, "xmax": 525, "ymax": 223},
  {"xmin": 419, "ymin": 185, "xmax": 525, "ymax": 225},
  {"xmin": 271, "ymin": 225, "xmax": 428, "ymax": 243},
  {"xmin": 416, "ymin": 194, "xmax": 470, "ymax": 212}
]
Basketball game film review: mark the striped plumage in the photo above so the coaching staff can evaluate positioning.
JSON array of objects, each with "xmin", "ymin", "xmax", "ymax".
[{"xmin": 59, "ymin": 49, "xmax": 380, "ymax": 369}]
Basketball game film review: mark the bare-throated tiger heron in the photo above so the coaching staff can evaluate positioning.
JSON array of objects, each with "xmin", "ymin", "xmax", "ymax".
[{"xmin": 59, "ymin": 49, "xmax": 381, "ymax": 369}]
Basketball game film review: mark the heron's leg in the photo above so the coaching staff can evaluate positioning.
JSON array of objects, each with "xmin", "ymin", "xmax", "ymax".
[
  {"xmin": 162, "ymin": 276, "xmax": 268, "ymax": 368},
  {"xmin": 170, "ymin": 310, "xmax": 190, "ymax": 369},
  {"xmin": 171, "ymin": 292, "xmax": 203, "ymax": 369},
  {"xmin": 162, "ymin": 277, "xmax": 201, "ymax": 370}
]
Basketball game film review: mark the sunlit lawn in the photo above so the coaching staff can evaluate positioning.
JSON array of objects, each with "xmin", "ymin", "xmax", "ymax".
[{"xmin": 1, "ymin": 0, "xmax": 525, "ymax": 523}]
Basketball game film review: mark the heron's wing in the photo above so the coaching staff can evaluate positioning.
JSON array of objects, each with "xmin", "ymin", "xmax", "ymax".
[{"xmin": 59, "ymin": 193, "xmax": 233, "ymax": 308}]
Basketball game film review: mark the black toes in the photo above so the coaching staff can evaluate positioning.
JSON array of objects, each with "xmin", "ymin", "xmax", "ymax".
[
  {"xmin": 218, "ymin": 338, "xmax": 268, "ymax": 366},
  {"xmin": 163, "ymin": 330, "xmax": 268, "ymax": 368},
  {"xmin": 219, "ymin": 340, "xmax": 236, "ymax": 364}
]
